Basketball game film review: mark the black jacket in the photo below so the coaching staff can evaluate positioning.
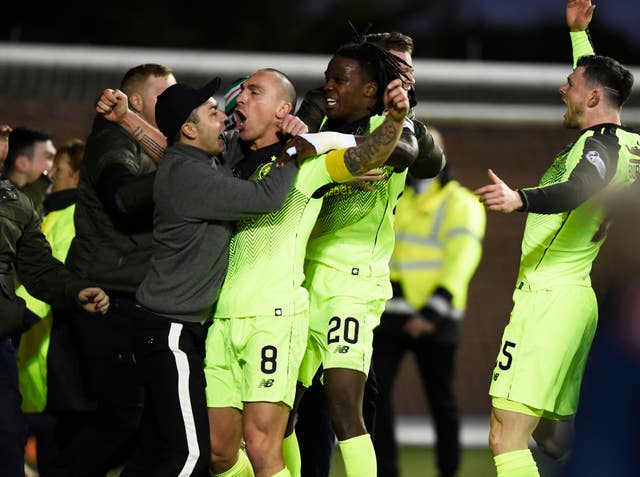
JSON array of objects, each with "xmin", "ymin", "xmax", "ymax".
[
  {"xmin": 0, "ymin": 176, "xmax": 83, "ymax": 338},
  {"xmin": 66, "ymin": 115, "xmax": 157, "ymax": 292}
]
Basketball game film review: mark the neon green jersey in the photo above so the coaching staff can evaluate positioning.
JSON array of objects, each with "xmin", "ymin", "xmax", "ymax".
[
  {"xmin": 517, "ymin": 125, "xmax": 640, "ymax": 290},
  {"xmin": 215, "ymin": 156, "xmax": 333, "ymax": 318},
  {"xmin": 305, "ymin": 115, "xmax": 406, "ymax": 277}
]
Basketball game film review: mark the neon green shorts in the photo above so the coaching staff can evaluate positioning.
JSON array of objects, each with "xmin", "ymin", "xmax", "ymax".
[
  {"xmin": 489, "ymin": 286, "xmax": 598, "ymax": 418},
  {"xmin": 298, "ymin": 262, "xmax": 389, "ymax": 387},
  {"xmin": 204, "ymin": 313, "xmax": 308, "ymax": 409}
]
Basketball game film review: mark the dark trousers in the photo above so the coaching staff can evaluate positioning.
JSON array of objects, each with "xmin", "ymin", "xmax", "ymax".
[
  {"xmin": 49, "ymin": 293, "xmax": 144, "ymax": 477},
  {"xmin": 296, "ymin": 365, "xmax": 378, "ymax": 477},
  {"xmin": 121, "ymin": 304, "xmax": 210, "ymax": 477},
  {"xmin": 0, "ymin": 337, "xmax": 26, "ymax": 477},
  {"xmin": 372, "ymin": 313, "xmax": 460, "ymax": 477}
]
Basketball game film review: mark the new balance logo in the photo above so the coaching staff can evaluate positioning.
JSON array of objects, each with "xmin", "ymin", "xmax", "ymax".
[
  {"xmin": 259, "ymin": 379, "xmax": 275, "ymax": 388},
  {"xmin": 334, "ymin": 345, "xmax": 350, "ymax": 354}
]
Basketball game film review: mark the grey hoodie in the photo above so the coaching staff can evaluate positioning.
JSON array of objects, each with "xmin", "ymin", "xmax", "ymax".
[{"xmin": 136, "ymin": 141, "xmax": 297, "ymax": 323}]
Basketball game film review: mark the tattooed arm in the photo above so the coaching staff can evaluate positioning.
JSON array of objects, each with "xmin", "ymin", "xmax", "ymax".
[
  {"xmin": 96, "ymin": 88, "xmax": 168, "ymax": 163},
  {"xmin": 323, "ymin": 79, "xmax": 409, "ymax": 182}
]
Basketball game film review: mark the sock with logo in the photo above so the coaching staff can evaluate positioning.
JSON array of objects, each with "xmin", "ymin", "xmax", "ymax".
[
  {"xmin": 282, "ymin": 431, "xmax": 301, "ymax": 477},
  {"xmin": 338, "ymin": 433, "xmax": 377, "ymax": 477},
  {"xmin": 210, "ymin": 449, "xmax": 255, "ymax": 477},
  {"xmin": 494, "ymin": 449, "xmax": 540, "ymax": 477}
]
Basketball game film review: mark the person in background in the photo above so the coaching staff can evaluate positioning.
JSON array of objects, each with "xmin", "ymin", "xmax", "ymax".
[
  {"xmin": 2, "ymin": 126, "xmax": 55, "ymax": 216},
  {"xmin": 57, "ymin": 63, "xmax": 176, "ymax": 477},
  {"xmin": 16, "ymin": 138, "xmax": 85, "ymax": 476},
  {"xmin": 0, "ymin": 124, "xmax": 110, "ymax": 477},
  {"xmin": 372, "ymin": 128, "xmax": 486, "ymax": 477}
]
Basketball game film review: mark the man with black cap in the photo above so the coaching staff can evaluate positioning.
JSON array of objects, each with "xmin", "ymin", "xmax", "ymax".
[{"xmin": 110, "ymin": 78, "xmax": 300, "ymax": 477}]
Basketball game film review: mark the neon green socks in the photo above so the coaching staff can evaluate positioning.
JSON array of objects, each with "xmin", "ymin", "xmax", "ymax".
[
  {"xmin": 210, "ymin": 450, "xmax": 255, "ymax": 477},
  {"xmin": 282, "ymin": 432, "xmax": 301, "ymax": 477},
  {"xmin": 338, "ymin": 433, "xmax": 377, "ymax": 477},
  {"xmin": 494, "ymin": 449, "xmax": 540, "ymax": 477}
]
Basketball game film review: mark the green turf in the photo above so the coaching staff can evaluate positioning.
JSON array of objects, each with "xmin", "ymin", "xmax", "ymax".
[{"xmin": 329, "ymin": 446, "xmax": 495, "ymax": 477}]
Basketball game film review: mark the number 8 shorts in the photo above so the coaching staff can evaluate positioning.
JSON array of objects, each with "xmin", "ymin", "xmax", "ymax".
[
  {"xmin": 489, "ymin": 285, "xmax": 598, "ymax": 418},
  {"xmin": 204, "ymin": 313, "xmax": 308, "ymax": 409}
]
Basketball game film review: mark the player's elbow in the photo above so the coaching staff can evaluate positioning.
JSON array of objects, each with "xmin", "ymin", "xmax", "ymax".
[{"xmin": 385, "ymin": 133, "xmax": 419, "ymax": 169}]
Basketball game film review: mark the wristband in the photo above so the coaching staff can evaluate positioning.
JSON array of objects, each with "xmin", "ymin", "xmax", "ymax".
[{"xmin": 299, "ymin": 132, "xmax": 357, "ymax": 154}]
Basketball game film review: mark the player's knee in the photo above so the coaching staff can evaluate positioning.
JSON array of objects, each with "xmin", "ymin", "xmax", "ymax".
[
  {"xmin": 210, "ymin": 446, "xmax": 238, "ymax": 473},
  {"xmin": 244, "ymin": 433, "xmax": 278, "ymax": 473},
  {"xmin": 488, "ymin": 426, "xmax": 503, "ymax": 455}
]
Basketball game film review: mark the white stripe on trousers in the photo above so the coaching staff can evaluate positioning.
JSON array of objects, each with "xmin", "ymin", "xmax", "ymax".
[{"xmin": 168, "ymin": 322, "xmax": 200, "ymax": 477}]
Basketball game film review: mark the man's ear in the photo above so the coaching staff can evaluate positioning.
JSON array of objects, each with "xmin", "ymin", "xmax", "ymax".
[
  {"xmin": 364, "ymin": 82, "xmax": 378, "ymax": 99},
  {"xmin": 275, "ymin": 102, "xmax": 292, "ymax": 120},
  {"xmin": 181, "ymin": 122, "xmax": 197, "ymax": 140},
  {"xmin": 14, "ymin": 155, "xmax": 31, "ymax": 173},
  {"xmin": 588, "ymin": 88, "xmax": 601, "ymax": 108},
  {"xmin": 129, "ymin": 92, "xmax": 143, "ymax": 113}
]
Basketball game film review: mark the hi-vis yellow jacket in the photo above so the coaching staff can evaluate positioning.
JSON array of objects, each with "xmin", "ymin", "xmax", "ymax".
[
  {"xmin": 16, "ymin": 203, "xmax": 76, "ymax": 412},
  {"xmin": 389, "ymin": 179, "xmax": 485, "ymax": 316}
]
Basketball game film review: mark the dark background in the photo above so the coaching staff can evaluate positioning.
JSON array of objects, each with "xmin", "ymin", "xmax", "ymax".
[{"xmin": 3, "ymin": 0, "xmax": 639, "ymax": 64}]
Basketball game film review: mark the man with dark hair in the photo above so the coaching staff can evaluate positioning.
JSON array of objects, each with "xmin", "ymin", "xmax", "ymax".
[
  {"xmin": 0, "ymin": 125, "xmax": 110, "ymax": 477},
  {"xmin": 475, "ymin": 2, "xmax": 639, "ymax": 476},
  {"xmin": 284, "ymin": 38, "xmax": 444, "ymax": 477},
  {"xmin": 54, "ymin": 63, "xmax": 176, "ymax": 476},
  {"xmin": 3, "ymin": 126, "xmax": 55, "ymax": 215}
]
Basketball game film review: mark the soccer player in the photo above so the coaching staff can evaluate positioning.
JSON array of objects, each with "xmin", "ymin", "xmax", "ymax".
[
  {"xmin": 205, "ymin": 71, "xmax": 410, "ymax": 477},
  {"xmin": 286, "ymin": 37, "xmax": 445, "ymax": 477},
  {"xmin": 475, "ymin": 1, "xmax": 639, "ymax": 476}
]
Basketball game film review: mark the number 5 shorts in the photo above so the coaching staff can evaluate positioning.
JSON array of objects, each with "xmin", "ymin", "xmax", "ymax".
[
  {"xmin": 204, "ymin": 312, "xmax": 309, "ymax": 410},
  {"xmin": 489, "ymin": 285, "xmax": 598, "ymax": 418},
  {"xmin": 297, "ymin": 261, "xmax": 390, "ymax": 388}
]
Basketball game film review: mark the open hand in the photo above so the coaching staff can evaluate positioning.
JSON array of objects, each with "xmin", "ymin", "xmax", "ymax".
[
  {"xmin": 347, "ymin": 168, "xmax": 388, "ymax": 190},
  {"xmin": 566, "ymin": 0, "xmax": 595, "ymax": 32},
  {"xmin": 474, "ymin": 169, "xmax": 523, "ymax": 213}
]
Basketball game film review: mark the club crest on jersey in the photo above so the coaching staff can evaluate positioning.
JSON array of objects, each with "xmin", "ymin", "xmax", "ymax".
[
  {"xmin": 585, "ymin": 150, "xmax": 606, "ymax": 179},
  {"xmin": 258, "ymin": 160, "xmax": 275, "ymax": 180}
]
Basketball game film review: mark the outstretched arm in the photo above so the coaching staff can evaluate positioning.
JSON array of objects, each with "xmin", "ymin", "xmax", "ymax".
[
  {"xmin": 96, "ymin": 89, "xmax": 168, "ymax": 162},
  {"xmin": 567, "ymin": 0, "xmax": 596, "ymax": 68}
]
